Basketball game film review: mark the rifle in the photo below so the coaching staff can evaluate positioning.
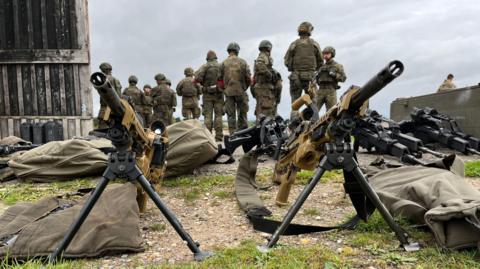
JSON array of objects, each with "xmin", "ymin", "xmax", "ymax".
[
  {"xmin": 48, "ymin": 72, "xmax": 211, "ymax": 263},
  {"xmin": 262, "ymin": 60, "xmax": 419, "ymax": 251},
  {"xmin": 0, "ymin": 144, "xmax": 40, "ymax": 156},
  {"xmin": 400, "ymin": 107, "xmax": 480, "ymax": 155},
  {"xmin": 352, "ymin": 110, "xmax": 446, "ymax": 161}
]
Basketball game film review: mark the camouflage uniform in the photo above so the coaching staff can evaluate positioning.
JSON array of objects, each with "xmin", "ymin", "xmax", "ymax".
[
  {"xmin": 151, "ymin": 73, "xmax": 176, "ymax": 126},
  {"xmin": 97, "ymin": 62, "xmax": 122, "ymax": 128},
  {"xmin": 196, "ymin": 51, "xmax": 224, "ymax": 141},
  {"xmin": 316, "ymin": 47, "xmax": 346, "ymax": 111},
  {"xmin": 284, "ymin": 22, "xmax": 323, "ymax": 104},
  {"xmin": 252, "ymin": 40, "xmax": 281, "ymax": 120},
  {"xmin": 220, "ymin": 42, "xmax": 251, "ymax": 134},
  {"xmin": 122, "ymin": 75, "xmax": 144, "ymax": 114},
  {"xmin": 437, "ymin": 79, "xmax": 456, "ymax": 92},
  {"xmin": 176, "ymin": 68, "xmax": 201, "ymax": 120},
  {"xmin": 141, "ymin": 84, "xmax": 153, "ymax": 128}
]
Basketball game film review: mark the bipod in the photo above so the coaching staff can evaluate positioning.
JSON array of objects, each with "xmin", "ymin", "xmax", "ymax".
[
  {"xmin": 259, "ymin": 142, "xmax": 420, "ymax": 252},
  {"xmin": 48, "ymin": 149, "xmax": 212, "ymax": 263}
]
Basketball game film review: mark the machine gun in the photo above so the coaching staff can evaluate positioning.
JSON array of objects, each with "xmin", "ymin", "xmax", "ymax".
[
  {"xmin": 352, "ymin": 110, "xmax": 446, "ymax": 162},
  {"xmin": 400, "ymin": 107, "xmax": 480, "ymax": 155},
  {"xmin": 0, "ymin": 144, "xmax": 40, "ymax": 156},
  {"xmin": 261, "ymin": 60, "xmax": 419, "ymax": 252},
  {"xmin": 48, "ymin": 72, "xmax": 211, "ymax": 263}
]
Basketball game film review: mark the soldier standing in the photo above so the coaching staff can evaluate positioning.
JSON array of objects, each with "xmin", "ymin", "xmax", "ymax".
[
  {"xmin": 316, "ymin": 46, "xmax": 346, "ymax": 111},
  {"xmin": 122, "ymin": 75, "xmax": 144, "ymax": 114},
  {"xmin": 220, "ymin": 42, "xmax": 251, "ymax": 134},
  {"xmin": 97, "ymin": 62, "xmax": 122, "ymax": 128},
  {"xmin": 284, "ymin": 22, "xmax": 323, "ymax": 104},
  {"xmin": 151, "ymin": 73, "xmax": 176, "ymax": 126},
  {"xmin": 252, "ymin": 40, "xmax": 282, "ymax": 120},
  {"xmin": 141, "ymin": 84, "xmax": 153, "ymax": 127},
  {"xmin": 196, "ymin": 50, "xmax": 224, "ymax": 141},
  {"xmin": 437, "ymin": 74, "xmax": 456, "ymax": 92},
  {"xmin": 176, "ymin": 68, "xmax": 201, "ymax": 120}
]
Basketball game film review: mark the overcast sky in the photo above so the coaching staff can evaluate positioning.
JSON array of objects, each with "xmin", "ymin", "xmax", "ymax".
[{"xmin": 88, "ymin": 0, "xmax": 480, "ymax": 119}]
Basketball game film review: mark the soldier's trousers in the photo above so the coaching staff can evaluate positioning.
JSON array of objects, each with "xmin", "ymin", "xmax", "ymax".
[
  {"xmin": 203, "ymin": 95, "xmax": 225, "ymax": 141},
  {"xmin": 316, "ymin": 87, "xmax": 337, "ymax": 112},
  {"xmin": 225, "ymin": 94, "xmax": 249, "ymax": 134},
  {"xmin": 182, "ymin": 107, "xmax": 201, "ymax": 120},
  {"xmin": 153, "ymin": 109, "xmax": 173, "ymax": 126},
  {"xmin": 141, "ymin": 112, "xmax": 152, "ymax": 128}
]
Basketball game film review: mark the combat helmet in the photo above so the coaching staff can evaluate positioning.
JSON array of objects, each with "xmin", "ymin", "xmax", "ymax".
[
  {"xmin": 99, "ymin": 62, "xmax": 112, "ymax": 73},
  {"xmin": 165, "ymin": 79, "xmax": 172, "ymax": 86},
  {"xmin": 258, "ymin": 40, "xmax": 272, "ymax": 51},
  {"xmin": 143, "ymin": 84, "xmax": 152, "ymax": 89},
  {"xmin": 206, "ymin": 50, "xmax": 217, "ymax": 61},
  {"xmin": 184, "ymin": 67, "xmax": 194, "ymax": 76},
  {"xmin": 322, "ymin": 46, "xmax": 336, "ymax": 58},
  {"xmin": 128, "ymin": 75, "xmax": 138, "ymax": 84},
  {"xmin": 298, "ymin": 21, "xmax": 314, "ymax": 36},
  {"xmin": 154, "ymin": 73, "xmax": 166, "ymax": 81},
  {"xmin": 227, "ymin": 42, "xmax": 240, "ymax": 54}
]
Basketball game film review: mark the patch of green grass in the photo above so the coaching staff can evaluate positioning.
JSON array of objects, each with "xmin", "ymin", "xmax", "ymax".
[
  {"xmin": 180, "ymin": 187, "xmax": 201, "ymax": 203},
  {"xmin": 465, "ymin": 160, "xmax": 480, "ymax": 177},
  {"xmin": 1, "ymin": 257, "xmax": 87, "ymax": 269},
  {"xmin": 150, "ymin": 222, "xmax": 166, "ymax": 232},
  {"xmin": 213, "ymin": 190, "xmax": 233, "ymax": 199},
  {"xmin": 0, "ymin": 178, "xmax": 96, "ymax": 205},
  {"xmin": 164, "ymin": 174, "xmax": 234, "ymax": 189},
  {"xmin": 296, "ymin": 169, "xmax": 343, "ymax": 185},
  {"xmin": 303, "ymin": 208, "xmax": 320, "ymax": 216}
]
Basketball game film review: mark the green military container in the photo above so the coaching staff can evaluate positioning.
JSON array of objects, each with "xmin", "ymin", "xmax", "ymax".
[{"xmin": 390, "ymin": 84, "xmax": 480, "ymax": 137}]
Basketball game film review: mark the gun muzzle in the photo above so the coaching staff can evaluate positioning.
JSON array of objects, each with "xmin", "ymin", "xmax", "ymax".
[
  {"xmin": 350, "ymin": 60, "xmax": 404, "ymax": 111},
  {"xmin": 90, "ymin": 72, "xmax": 125, "ymax": 116}
]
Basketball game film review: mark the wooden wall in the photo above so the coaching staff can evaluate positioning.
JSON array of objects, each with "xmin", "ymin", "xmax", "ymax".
[{"xmin": 0, "ymin": 0, "xmax": 93, "ymax": 139}]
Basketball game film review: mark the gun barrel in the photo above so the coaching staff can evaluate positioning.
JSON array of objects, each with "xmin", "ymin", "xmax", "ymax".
[
  {"xmin": 350, "ymin": 60, "xmax": 404, "ymax": 111},
  {"xmin": 418, "ymin": 146, "xmax": 446, "ymax": 158},
  {"xmin": 90, "ymin": 72, "xmax": 125, "ymax": 116}
]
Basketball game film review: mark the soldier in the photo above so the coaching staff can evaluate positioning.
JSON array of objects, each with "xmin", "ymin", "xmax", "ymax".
[
  {"xmin": 141, "ymin": 84, "xmax": 153, "ymax": 127},
  {"xmin": 252, "ymin": 40, "xmax": 282, "ymax": 120},
  {"xmin": 220, "ymin": 42, "xmax": 252, "ymax": 134},
  {"xmin": 437, "ymin": 74, "xmax": 456, "ymax": 92},
  {"xmin": 151, "ymin": 73, "xmax": 176, "ymax": 126},
  {"xmin": 196, "ymin": 50, "xmax": 224, "ymax": 141},
  {"xmin": 97, "ymin": 62, "xmax": 122, "ymax": 128},
  {"xmin": 176, "ymin": 67, "xmax": 201, "ymax": 120},
  {"xmin": 316, "ymin": 46, "xmax": 346, "ymax": 111},
  {"xmin": 122, "ymin": 75, "xmax": 144, "ymax": 114},
  {"xmin": 284, "ymin": 22, "xmax": 323, "ymax": 104}
]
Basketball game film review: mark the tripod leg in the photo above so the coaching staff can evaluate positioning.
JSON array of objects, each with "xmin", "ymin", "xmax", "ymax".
[
  {"xmin": 48, "ymin": 176, "xmax": 110, "ymax": 263},
  {"xmin": 136, "ymin": 174, "xmax": 212, "ymax": 261},
  {"xmin": 263, "ymin": 163, "xmax": 327, "ymax": 249},
  {"xmin": 350, "ymin": 161, "xmax": 419, "ymax": 251}
]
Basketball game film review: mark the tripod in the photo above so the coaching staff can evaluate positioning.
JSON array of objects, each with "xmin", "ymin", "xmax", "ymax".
[
  {"xmin": 48, "ymin": 132, "xmax": 211, "ymax": 263},
  {"xmin": 261, "ymin": 142, "xmax": 420, "ymax": 252}
]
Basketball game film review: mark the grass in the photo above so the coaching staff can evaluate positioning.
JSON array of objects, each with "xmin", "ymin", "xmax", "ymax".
[
  {"xmin": 465, "ymin": 160, "xmax": 480, "ymax": 177},
  {"xmin": 163, "ymin": 174, "xmax": 234, "ymax": 203},
  {"xmin": 296, "ymin": 169, "xmax": 343, "ymax": 185}
]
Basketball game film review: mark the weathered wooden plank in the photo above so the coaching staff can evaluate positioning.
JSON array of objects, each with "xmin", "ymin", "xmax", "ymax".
[
  {"xmin": 40, "ymin": 0, "xmax": 48, "ymax": 49},
  {"xmin": 31, "ymin": 0, "xmax": 43, "ymax": 49},
  {"xmin": 75, "ymin": 118, "xmax": 81, "ymax": 137},
  {"xmin": 2, "ymin": 66, "xmax": 10, "ymax": 116},
  {"xmin": 67, "ymin": 119, "xmax": 75, "ymax": 138},
  {"xmin": 0, "ymin": 119, "xmax": 8, "ymax": 139},
  {"xmin": 59, "ymin": 0, "xmax": 70, "ymax": 49},
  {"xmin": 17, "ymin": 0, "xmax": 29, "ymax": 49},
  {"xmin": 0, "ymin": 68, "xmax": 4, "ymax": 115},
  {"xmin": 26, "ymin": 0, "xmax": 34, "ymax": 48},
  {"xmin": 50, "ymin": 64, "xmax": 61, "ymax": 115},
  {"xmin": 45, "ymin": 0, "xmax": 57, "ymax": 49},
  {"xmin": 35, "ymin": 65, "xmax": 47, "ymax": 115},
  {"xmin": 64, "ymin": 65, "xmax": 76, "ymax": 115},
  {"xmin": 0, "ymin": 1, "xmax": 7, "ymax": 49},
  {"xmin": 30, "ymin": 64, "xmax": 38, "ymax": 116},
  {"xmin": 59, "ymin": 64, "xmax": 67, "ymax": 115},
  {"xmin": 44, "ymin": 64, "xmax": 52, "ymax": 115},
  {"xmin": 0, "ymin": 115, "xmax": 93, "ymax": 120},
  {"xmin": 7, "ymin": 119, "xmax": 14, "ymax": 136},
  {"xmin": 72, "ymin": 65, "xmax": 82, "ymax": 115},
  {"xmin": 68, "ymin": 0, "xmax": 78, "ymax": 49},
  {"xmin": 13, "ymin": 119, "xmax": 20, "ymax": 137},
  {"xmin": 4, "ymin": 0, "xmax": 15, "ymax": 49},
  {"xmin": 81, "ymin": 119, "xmax": 93, "ymax": 137},
  {"xmin": 62, "ymin": 118, "xmax": 68, "ymax": 139},
  {"xmin": 12, "ymin": 0, "xmax": 20, "ymax": 48},
  {"xmin": 79, "ymin": 65, "xmax": 92, "ymax": 116},
  {"xmin": 76, "ymin": 0, "xmax": 89, "ymax": 50},
  {"xmin": 21, "ymin": 65, "xmax": 34, "ymax": 116},
  {"xmin": 0, "ymin": 49, "xmax": 90, "ymax": 64},
  {"xmin": 16, "ymin": 65, "xmax": 24, "ymax": 116},
  {"xmin": 7, "ymin": 65, "xmax": 18, "ymax": 116}
]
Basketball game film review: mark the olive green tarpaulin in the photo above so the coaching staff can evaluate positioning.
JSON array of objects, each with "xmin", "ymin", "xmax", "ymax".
[{"xmin": 0, "ymin": 183, "xmax": 143, "ymax": 259}]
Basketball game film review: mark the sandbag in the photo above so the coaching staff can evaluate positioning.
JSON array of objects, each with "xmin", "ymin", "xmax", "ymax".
[
  {"xmin": 369, "ymin": 165, "xmax": 480, "ymax": 250},
  {"xmin": 165, "ymin": 119, "xmax": 218, "ymax": 177},
  {"xmin": 8, "ymin": 138, "xmax": 112, "ymax": 182},
  {"xmin": 0, "ymin": 183, "xmax": 143, "ymax": 259}
]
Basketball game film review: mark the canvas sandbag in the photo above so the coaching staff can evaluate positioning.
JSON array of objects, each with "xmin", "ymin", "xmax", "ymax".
[
  {"xmin": 0, "ymin": 183, "xmax": 143, "ymax": 259},
  {"xmin": 7, "ymin": 138, "xmax": 113, "ymax": 182},
  {"xmin": 369, "ymin": 165, "xmax": 480, "ymax": 250},
  {"xmin": 165, "ymin": 119, "xmax": 218, "ymax": 177}
]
